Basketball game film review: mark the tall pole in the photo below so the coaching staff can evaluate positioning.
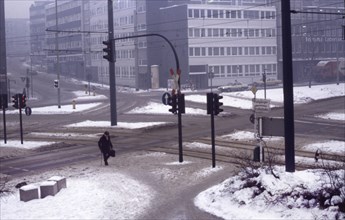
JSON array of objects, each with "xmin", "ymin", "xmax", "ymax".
[
  {"xmin": 55, "ymin": 0, "xmax": 61, "ymax": 108},
  {"xmin": 281, "ymin": 0, "xmax": 295, "ymax": 172},
  {"xmin": 0, "ymin": 0, "xmax": 7, "ymax": 144},
  {"xmin": 108, "ymin": 0, "xmax": 117, "ymax": 125}
]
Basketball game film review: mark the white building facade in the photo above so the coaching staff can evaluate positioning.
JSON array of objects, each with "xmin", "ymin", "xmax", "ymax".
[{"xmin": 155, "ymin": 4, "xmax": 277, "ymax": 87}]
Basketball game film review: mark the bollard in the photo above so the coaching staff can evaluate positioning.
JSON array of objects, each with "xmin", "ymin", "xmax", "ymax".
[
  {"xmin": 72, "ymin": 100, "xmax": 76, "ymax": 109},
  {"xmin": 93, "ymin": 91, "xmax": 96, "ymax": 96}
]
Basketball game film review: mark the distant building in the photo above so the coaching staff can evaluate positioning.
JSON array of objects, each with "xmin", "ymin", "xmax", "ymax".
[
  {"xmin": 152, "ymin": 3, "xmax": 278, "ymax": 89},
  {"xmin": 89, "ymin": 0, "xmax": 137, "ymax": 87},
  {"xmin": 275, "ymin": 0, "xmax": 345, "ymax": 83},
  {"xmin": 29, "ymin": 1, "xmax": 51, "ymax": 71},
  {"xmin": 89, "ymin": 0, "xmax": 278, "ymax": 89},
  {"xmin": 5, "ymin": 18, "xmax": 30, "ymax": 59},
  {"xmin": 45, "ymin": 0, "xmax": 91, "ymax": 80}
]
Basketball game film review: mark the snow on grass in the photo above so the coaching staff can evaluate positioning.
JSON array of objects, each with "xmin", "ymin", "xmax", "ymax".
[
  {"xmin": 65, "ymin": 120, "xmax": 170, "ymax": 129},
  {"xmin": 302, "ymin": 140, "xmax": 345, "ymax": 154},
  {"xmin": 127, "ymin": 101, "xmax": 207, "ymax": 115},
  {"xmin": 72, "ymin": 91, "xmax": 107, "ymax": 101},
  {"xmin": 6, "ymin": 103, "xmax": 102, "ymax": 115},
  {"xmin": 0, "ymin": 140, "xmax": 56, "ymax": 149},
  {"xmin": 195, "ymin": 166, "xmax": 345, "ymax": 220},
  {"xmin": 316, "ymin": 112, "xmax": 345, "ymax": 121},
  {"xmin": 221, "ymin": 130, "xmax": 283, "ymax": 142}
]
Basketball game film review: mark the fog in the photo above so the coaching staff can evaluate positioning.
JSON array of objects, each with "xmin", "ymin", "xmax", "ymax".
[{"xmin": 5, "ymin": 0, "xmax": 34, "ymax": 19}]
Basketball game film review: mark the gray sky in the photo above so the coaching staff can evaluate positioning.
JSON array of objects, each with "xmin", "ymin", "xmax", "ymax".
[{"xmin": 5, "ymin": 0, "xmax": 35, "ymax": 19}]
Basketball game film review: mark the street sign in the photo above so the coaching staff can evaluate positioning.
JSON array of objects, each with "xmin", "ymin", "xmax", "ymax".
[
  {"xmin": 258, "ymin": 117, "xmax": 284, "ymax": 137},
  {"xmin": 252, "ymin": 98, "xmax": 271, "ymax": 113},
  {"xmin": 162, "ymin": 92, "xmax": 171, "ymax": 105},
  {"xmin": 251, "ymin": 85, "xmax": 257, "ymax": 95},
  {"xmin": 25, "ymin": 107, "xmax": 32, "ymax": 116}
]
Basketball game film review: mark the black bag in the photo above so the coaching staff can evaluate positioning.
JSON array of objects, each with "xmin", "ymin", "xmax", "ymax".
[{"xmin": 109, "ymin": 149, "xmax": 116, "ymax": 157}]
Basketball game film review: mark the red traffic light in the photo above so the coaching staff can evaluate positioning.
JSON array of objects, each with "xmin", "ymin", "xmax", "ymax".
[{"xmin": 12, "ymin": 94, "xmax": 19, "ymax": 109}]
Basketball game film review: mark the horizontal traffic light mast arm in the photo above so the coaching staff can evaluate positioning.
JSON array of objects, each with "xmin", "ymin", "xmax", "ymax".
[{"xmin": 113, "ymin": 33, "xmax": 180, "ymax": 90}]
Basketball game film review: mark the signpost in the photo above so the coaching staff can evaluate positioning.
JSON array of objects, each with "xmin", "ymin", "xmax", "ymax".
[
  {"xmin": 252, "ymin": 98, "xmax": 271, "ymax": 114},
  {"xmin": 162, "ymin": 92, "xmax": 171, "ymax": 105},
  {"xmin": 252, "ymin": 98, "xmax": 271, "ymax": 162}
]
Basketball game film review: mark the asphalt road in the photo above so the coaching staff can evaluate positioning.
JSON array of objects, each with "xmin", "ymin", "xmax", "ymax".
[{"xmin": 1, "ymin": 64, "xmax": 345, "ymax": 176}]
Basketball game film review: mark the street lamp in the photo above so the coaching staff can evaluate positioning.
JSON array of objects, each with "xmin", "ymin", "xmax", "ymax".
[{"xmin": 262, "ymin": 69, "xmax": 267, "ymax": 99}]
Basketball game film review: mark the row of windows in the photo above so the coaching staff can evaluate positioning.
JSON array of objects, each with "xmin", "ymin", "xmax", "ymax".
[
  {"xmin": 292, "ymin": 26, "xmax": 343, "ymax": 37},
  {"xmin": 189, "ymin": 46, "xmax": 277, "ymax": 56},
  {"xmin": 46, "ymin": 1, "xmax": 81, "ymax": 15},
  {"xmin": 294, "ymin": 41, "xmax": 345, "ymax": 54},
  {"xmin": 188, "ymin": 8, "xmax": 276, "ymax": 20},
  {"xmin": 46, "ymin": 13, "xmax": 81, "ymax": 27},
  {"xmin": 209, "ymin": 64, "xmax": 277, "ymax": 78},
  {"xmin": 188, "ymin": 28, "xmax": 276, "ymax": 38},
  {"xmin": 115, "ymin": 66, "xmax": 136, "ymax": 78}
]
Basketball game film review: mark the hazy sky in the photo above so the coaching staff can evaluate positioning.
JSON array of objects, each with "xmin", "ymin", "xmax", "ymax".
[{"xmin": 5, "ymin": 0, "xmax": 35, "ymax": 19}]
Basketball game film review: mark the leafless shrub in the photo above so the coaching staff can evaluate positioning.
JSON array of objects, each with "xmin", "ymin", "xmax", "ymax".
[{"xmin": 0, "ymin": 176, "xmax": 11, "ymax": 195}]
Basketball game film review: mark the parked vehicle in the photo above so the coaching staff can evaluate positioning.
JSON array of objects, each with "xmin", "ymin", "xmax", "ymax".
[
  {"xmin": 313, "ymin": 60, "xmax": 345, "ymax": 82},
  {"xmin": 217, "ymin": 82, "xmax": 248, "ymax": 92},
  {"xmin": 250, "ymin": 78, "xmax": 282, "ymax": 87}
]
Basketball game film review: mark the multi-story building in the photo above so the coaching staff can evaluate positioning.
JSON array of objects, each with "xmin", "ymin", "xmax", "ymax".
[
  {"xmin": 89, "ymin": 0, "xmax": 278, "ymax": 89},
  {"xmin": 275, "ymin": 0, "xmax": 344, "ymax": 82},
  {"xmin": 5, "ymin": 18, "xmax": 30, "ymax": 58},
  {"xmin": 45, "ymin": 0, "xmax": 91, "ymax": 80},
  {"xmin": 89, "ymin": 0, "xmax": 141, "ymax": 88},
  {"xmin": 152, "ymin": 3, "xmax": 278, "ymax": 88},
  {"xmin": 29, "ymin": 1, "xmax": 51, "ymax": 70}
]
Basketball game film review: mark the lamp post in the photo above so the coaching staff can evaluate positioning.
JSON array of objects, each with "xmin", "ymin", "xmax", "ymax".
[
  {"xmin": 262, "ymin": 69, "xmax": 267, "ymax": 99},
  {"xmin": 55, "ymin": 0, "xmax": 61, "ymax": 108}
]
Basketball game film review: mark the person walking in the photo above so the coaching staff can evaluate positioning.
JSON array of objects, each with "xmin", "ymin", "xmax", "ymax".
[{"xmin": 98, "ymin": 131, "xmax": 114, "ymax": 166}]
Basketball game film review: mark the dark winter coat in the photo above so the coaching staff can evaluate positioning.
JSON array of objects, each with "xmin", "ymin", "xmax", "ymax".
[{"xmin": 98, "ymin": 134, "xmax": 113, "ymax": 153}]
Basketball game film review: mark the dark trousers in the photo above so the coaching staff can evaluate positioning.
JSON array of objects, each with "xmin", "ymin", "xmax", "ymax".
[{"xmin": 103, "ymin": 152, "xmax": 110, "ymax": 164}]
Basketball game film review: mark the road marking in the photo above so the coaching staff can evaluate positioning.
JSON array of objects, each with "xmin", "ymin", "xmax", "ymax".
[
  {"xmin": 295, "ymin": 119, "xmax": 344, "ymax": 127},
  {"xmin": 8, "ymin": 166, "xmax": 29, "ymax": 172}
]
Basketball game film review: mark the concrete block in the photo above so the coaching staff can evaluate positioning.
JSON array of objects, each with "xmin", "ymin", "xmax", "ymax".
[
  {"xmin": 19, "ymin": 184, "xmax": 39, "ymax": 202},
  {"xmin": 40, "ymin": 181, "xmax": 58, "ymax": 198},
  {"xmin": 48, "ymin": 176, "xmax": 66, "ymax": 192}
]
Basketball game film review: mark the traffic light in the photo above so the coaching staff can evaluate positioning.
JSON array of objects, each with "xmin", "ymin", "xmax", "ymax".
[
  {"xmin": 102, "ymin": 40, "xmax": 114, "ymax": 62},
  {"xmin": 12, "ymin": 94, "xmax": 19, "ymax": 109},
  {"xmin": 178, "ymin": 94, "xmax": 185, "ymax": 114},
  {"xmin": 54, "ymin": 80, "xmax": 59, "ymax": 88},
  {"xmin": 214, "ymin": 93, "xmax": 223, "ymax": 115},
  {"xmin": 169, "ymin": 94, "xmax": 177, "ymax": 114},
  {"xmin": 206, "ymin": 93, "xmax": 213, "ymax": 115},
  {"xmin": 21, "ymin": 94, "xmax": 27, "ymax": 108}
]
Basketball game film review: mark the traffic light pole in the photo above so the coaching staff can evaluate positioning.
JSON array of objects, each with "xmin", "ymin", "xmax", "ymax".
[
  {"xmin": 210, "ymin": 104, "xmax": 216, "ymax": 168},
  {"xmin": 107, "ymin": 0, "xmax": 117, "ymax": 126},
  {"xmin": 113, "ymin": 33, "xmax": 183, "ymax": 162},
  {"xmin": 19, "ymin": 100, "xmax": 23, "ymax": 144}
]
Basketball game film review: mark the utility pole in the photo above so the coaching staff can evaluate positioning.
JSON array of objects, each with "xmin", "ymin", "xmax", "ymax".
[
  {"xmin": 281, "ymin": 0, "xmax": 295, "ymax": 172},
  {"xmin": 0, "ymin": 0, "xmax": 8, "ymax": 144},
  {"xmin": 107, "ymin": 0, "xmax": 117, "ymax": 126},
  {"xmin": 55, "ymin": 0, "xmax": 61, "ymax": 108}
]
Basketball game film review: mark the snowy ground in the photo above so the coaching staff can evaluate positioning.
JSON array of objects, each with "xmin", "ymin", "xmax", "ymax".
[{"xmin": 1, "ymin": 83, "xmax": 344, "ymax": 219}]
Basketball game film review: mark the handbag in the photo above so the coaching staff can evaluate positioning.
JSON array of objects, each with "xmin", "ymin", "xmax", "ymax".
[{"xmin": 109, "ymin": 149, "xmax": 116, "ymax": 157}]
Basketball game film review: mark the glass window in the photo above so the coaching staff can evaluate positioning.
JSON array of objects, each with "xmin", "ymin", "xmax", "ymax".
[
  {"xmin": 207, "ymin": 10, "xmax": 212, "ymax": 18},
  {"xmin": 195, "ymin": 47, "xmax": 200, "ymax": 56},
  {"xmin": 232, "ymin": 47, "xmax": 237, "ymax": 55},
  {"xmin": 194, "ymin": 9, "xmax": 200, "ymax": 18},
  {"xmin": 208, "ymin": 47, "xmax": 213, "ymax": 56},
  {"xmin": 213, "ymin": 10, "xmax": 218, "ymax": 18},
  {"xmin": 189, "ymin": 48, "xmax": 194, "ymax": 56},
  {"xmin": 214, "ymin": 47, "xmax": 219, "ymax": 56}
]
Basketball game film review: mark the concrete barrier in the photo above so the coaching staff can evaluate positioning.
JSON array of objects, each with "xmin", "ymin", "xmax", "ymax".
[
  {"xmin": 48, "ymin": 176, "xmax": 66, "ymax": 192},
  {"xmin": 40, "ymin": 181, "xmax": 58, "ymax": 198},
  {"xmin": 19, "ymin": 184, "xmax": 39, "ymax": 202}
]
